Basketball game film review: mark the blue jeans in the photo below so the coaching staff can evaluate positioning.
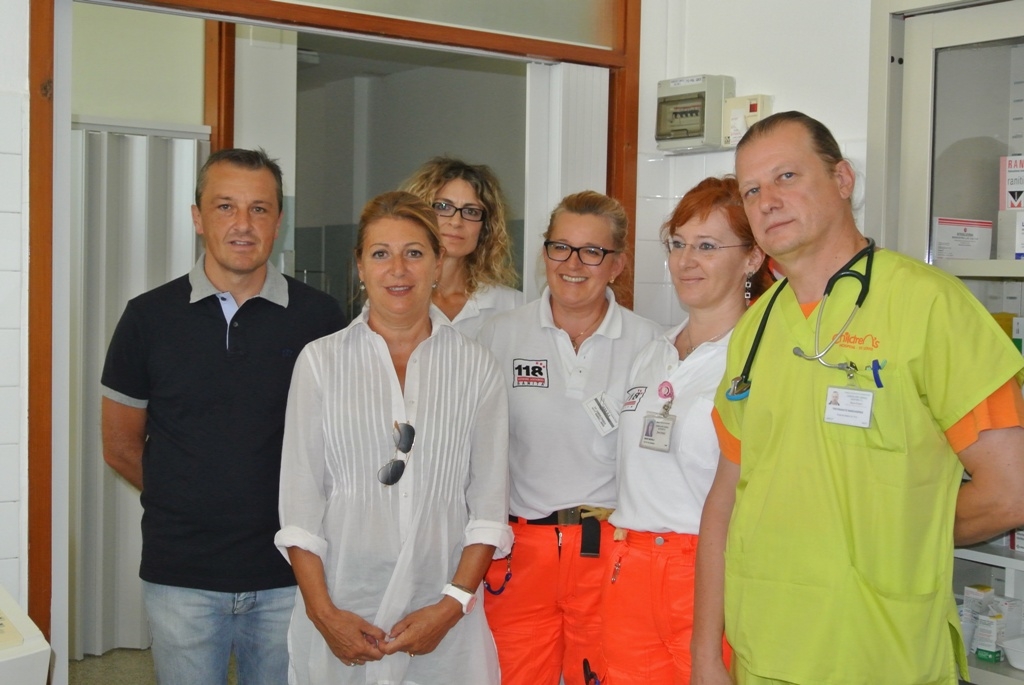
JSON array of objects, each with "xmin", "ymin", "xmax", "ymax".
[{"xmin": 143, "ymin": 581, "xmax": 295, "ymax": 685}]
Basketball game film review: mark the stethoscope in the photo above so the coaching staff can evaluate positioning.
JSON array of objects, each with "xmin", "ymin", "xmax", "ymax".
[{"xmin": 726, "ymin": 238, "xmax": 875, "ymax": 401}]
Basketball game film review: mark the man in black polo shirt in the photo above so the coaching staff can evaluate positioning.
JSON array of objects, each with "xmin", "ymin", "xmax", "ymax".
[{"xmin": 101, "ymin": 148, "xmax": 346, "ymax": 684}]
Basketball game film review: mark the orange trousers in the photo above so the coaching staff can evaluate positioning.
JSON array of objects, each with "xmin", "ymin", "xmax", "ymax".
[
  {"xmin": 484, "ymin": 519, "xmax": 614, "ymax": 685},
  {"xmin": 600, "ymin": 531, "xmax": 730, "ymax": 685}
]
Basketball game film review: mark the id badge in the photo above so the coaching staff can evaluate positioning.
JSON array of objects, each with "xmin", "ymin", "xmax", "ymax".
[
  {"xmin": 584, "ymin": 392, "xmax": 619, "ymax": 436},
  {"xmin": 823, "ymin": 385, "xmax": 873, "ymax": 428},
  {"xmin": 639, "ymin": 412, "xmax": 675, "ymax": 452}
]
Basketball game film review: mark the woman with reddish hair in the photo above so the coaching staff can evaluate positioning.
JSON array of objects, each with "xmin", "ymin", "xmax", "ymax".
[{"xmin": 597, "ymin": 176, "xmax": 771, "ymax": 684}]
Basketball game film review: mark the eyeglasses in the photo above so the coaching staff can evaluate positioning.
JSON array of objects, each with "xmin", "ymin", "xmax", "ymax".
[
  {"xmin": 544, "ymin": 240, "xmax": 618, "ymax": 266},
  {"xmin": 663, "ymin": 238, "xmax": 751, "ymax": 255},
  {"xmin": 432, "ymin": 201, "xmax": 485, "ymax": 222},
  {"xmin": 377, "ymin": 421, "xmax": 416, "ymax": 486}
]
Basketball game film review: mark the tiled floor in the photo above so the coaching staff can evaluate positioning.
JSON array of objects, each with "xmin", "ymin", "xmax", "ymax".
[
  {"xmin": 69, "ymin": 649, "xmax": 238, "ymax": 684},
  {"xmin": 69, "ymin": 649, "xmax": 157, "ymax": 685}
]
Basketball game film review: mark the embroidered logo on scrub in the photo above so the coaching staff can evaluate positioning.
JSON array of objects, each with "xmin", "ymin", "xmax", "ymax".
[
  {"xmin": 621, "ymin": 386, "xmax": 646, "ymax": 412},
  {"xmin": 512, "ymin": 359, "xmax": 549, "ymax": 388},
  {"xmin": 834, "ymin": 330, "xmax": 881, "ymax": 351}
]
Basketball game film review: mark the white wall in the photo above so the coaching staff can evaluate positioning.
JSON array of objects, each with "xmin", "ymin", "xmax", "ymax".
[
  {"xmin": 633, "ymin": 0, "xmax": 873, "ymax": 326},
  {"xmin": 71, "ymin": 3, "xmax": 204, "ymax": 124},
  {"xmin": 0, "ymin": 0, "xmax": 28, "ymax": 612}
]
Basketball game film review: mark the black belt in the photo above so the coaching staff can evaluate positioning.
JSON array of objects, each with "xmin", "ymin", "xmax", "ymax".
[
  {"xmin": 509, "ymin": 509, "xmax": 602, "ymax": 557},
  {"xmin": 510, "ymin": 506, "xmax": 585, "ymax": 525}
]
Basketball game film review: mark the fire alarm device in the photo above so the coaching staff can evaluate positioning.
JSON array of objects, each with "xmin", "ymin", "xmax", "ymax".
[{"xmin": 655, "ymin": 75, "xmax": 735, "ymax": 154}]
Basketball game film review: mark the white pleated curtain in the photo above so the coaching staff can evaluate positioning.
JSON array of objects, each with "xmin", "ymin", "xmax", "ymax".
[{"xmin": 69, "ymin": 124, "xmax": 209, "ymax": 658}]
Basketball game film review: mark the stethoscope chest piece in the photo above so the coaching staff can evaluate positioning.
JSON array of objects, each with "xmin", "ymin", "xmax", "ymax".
[{"xmin": 726, "ymin": 377, "xmax": 751, "ymax": 401}]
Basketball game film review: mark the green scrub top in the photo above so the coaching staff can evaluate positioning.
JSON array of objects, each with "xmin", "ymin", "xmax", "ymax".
[{"xmin": 715, "ymin": 249, "xmax": 1024, "ymax": 684}]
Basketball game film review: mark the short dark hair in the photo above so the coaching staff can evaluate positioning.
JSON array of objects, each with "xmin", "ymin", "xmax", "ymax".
[
  {"xmin": 737, "ymin": 111, "xmax": 844, "ymax": 173},
  {"xmin": 194, "ymin": 148, "xmax": 284, "ymax": 211}
]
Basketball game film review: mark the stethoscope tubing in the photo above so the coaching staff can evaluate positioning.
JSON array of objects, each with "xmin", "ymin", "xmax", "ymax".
[{"xmin": 726, "ymin": 238, "xmax": 875, "ymax": 401}]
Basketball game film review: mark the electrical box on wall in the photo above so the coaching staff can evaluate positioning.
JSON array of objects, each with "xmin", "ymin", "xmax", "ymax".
[
  {"xmin": 655, "ymin": 75, "xmax": 735, "ymax": 154},
  {"xmin": 723, "ymin": 95, "xmax": 774, "ymax": 147}
]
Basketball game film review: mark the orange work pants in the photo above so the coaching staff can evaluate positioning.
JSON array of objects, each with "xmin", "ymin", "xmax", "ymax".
[
  {"xmin": 600, "ymin": 531, "xmax": 730, "ymax": 685},
  {"xmin": 484, "ymin": 518, "xmax": 613, "ymax": 685}
]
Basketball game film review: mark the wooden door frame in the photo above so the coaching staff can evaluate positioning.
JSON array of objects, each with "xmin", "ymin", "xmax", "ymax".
[{"xmin": 28, "ymin": 0, "xmax": 641, "ymax": 638}]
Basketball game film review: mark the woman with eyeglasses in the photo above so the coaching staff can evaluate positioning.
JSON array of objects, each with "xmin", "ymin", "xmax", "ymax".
[
  {"xmin": 597, "ymin": 177, "xmax": 771, "ymax": 685},
  {"xmin": 402, "ymin": 156, "xmax": 524, "ymax": 338},
  {"xmin": 276, "ymin": 191, "xmax": 511, "ymax": 685},
  {"xmin": 478, "ymin": 191, "xmax": 662, "ymax": 685}
]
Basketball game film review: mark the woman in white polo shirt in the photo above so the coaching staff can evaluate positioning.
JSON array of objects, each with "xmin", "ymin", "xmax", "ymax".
[
  {"xmin": 599, "ymin": 176, "xmax": 771, "ymax": 684},
  {"xmin": 478, "ymin": 191, "xmax": 662, "ymax": 685}
]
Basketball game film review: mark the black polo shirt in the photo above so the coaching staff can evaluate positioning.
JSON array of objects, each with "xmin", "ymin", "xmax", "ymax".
[{"xmin": 101, "ymin": 261, "xmax": 346, "ymax": 592}]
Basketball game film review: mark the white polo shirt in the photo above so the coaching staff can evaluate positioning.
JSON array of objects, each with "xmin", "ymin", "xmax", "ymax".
[
  {"xmin": 480, "ymin": 287, "xmax": 662, "ymax": 520},
  {"xmin": 446, "ymin": 284, "xmax": 525, "ymax": 339},
  {"xmin": 609, "ymin": 319, "xmax": 729, "ymax": 535}
]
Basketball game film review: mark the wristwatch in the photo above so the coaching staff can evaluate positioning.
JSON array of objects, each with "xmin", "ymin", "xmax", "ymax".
[{"xmin": 442, "ymin": 583, "xmax": 477, "ymax": 614}]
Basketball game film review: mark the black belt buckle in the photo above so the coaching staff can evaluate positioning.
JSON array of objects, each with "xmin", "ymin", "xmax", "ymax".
[{"xmin": 580, "ymin": 517, "xmax": 600, "ymax": 557}]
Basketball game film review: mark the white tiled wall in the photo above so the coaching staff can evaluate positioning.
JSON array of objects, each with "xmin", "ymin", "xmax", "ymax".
[
  {"xmin": 634, "ymin": 149, "xmax": 742, "ymax": 326},
  {"xmin": 0, "ymin": 90, "xmax": 25, "ymax": 601}
]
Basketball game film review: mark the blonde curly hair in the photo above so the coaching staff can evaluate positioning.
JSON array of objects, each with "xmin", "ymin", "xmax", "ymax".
[{"xmin": 401, "ymin": 157, "xmax": 519, "ymax": 295}]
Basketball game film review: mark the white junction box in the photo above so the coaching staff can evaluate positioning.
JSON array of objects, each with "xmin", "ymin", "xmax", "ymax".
[
  {"xmin": 655, "ymin": 75, "xmax": 735, "ymax": 154},
  {"xmin": 723, "ymin": 95, "xmax": 774, "ymax": 147},
  {"xmin": 0, "ymin": 585, "xmax": 50, "ymax": 684}
]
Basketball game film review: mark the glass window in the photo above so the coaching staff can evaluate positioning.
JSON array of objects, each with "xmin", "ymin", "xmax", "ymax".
[{"xmin": 930, "ymin": 37, "xmax": 1024, "ymax": 261}]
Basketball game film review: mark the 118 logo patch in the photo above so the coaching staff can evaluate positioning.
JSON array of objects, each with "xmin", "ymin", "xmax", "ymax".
[{"xmin": 513, "ymin": 359, "xmax": 549, "ymax": 388}]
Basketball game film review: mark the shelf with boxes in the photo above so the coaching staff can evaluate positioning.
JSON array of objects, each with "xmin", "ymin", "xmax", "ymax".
[{"xmin": 956, "ymin": 541, "xmax": 1024, "ymax": 683}]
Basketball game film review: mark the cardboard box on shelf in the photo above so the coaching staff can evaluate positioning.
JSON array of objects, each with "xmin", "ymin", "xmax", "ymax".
[
  {"xmin": 965, "ymin": 585, "xmax": 997, "ymax": 614},
  {"xmin": 933, "ymin": 217, "xmax": 993, "ymax": 260},
  {"xmin": 996, "ymin": 210, "xmax": 1024, "ymax": 260},
  {"xmin": 1000, "ymin": 156, "xmax": 1024, "ymax": 211}
]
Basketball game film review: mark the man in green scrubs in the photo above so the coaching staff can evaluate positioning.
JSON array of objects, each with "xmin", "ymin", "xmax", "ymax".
[{"xmin": 690, "ymin": 111, "xmax": 1024, "ymax": 685}]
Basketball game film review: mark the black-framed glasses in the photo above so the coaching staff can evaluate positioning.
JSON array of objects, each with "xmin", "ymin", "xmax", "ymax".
[
  {"xmin": 377, "ymin": 421, "xmax": 416, "ymax": 486},
  {"xmin": 432, "ymin": 201, "xmax": 485, "ymax": 222},
  {"xmin": 543, "ymin": 240, "xmax": 618, "ymax": 266},
  {"xmin": 663, "ymin": 238, "xmax": 751, "ymax": 255}
]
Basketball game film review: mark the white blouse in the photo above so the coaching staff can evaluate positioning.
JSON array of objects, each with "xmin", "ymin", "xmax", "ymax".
[
  {"xmin": 276, "ymin": 307, "xmax": 512, "ymax": 685},
  {"xmin": 608, "ymin": 319, "xmax": 729, "ymax": 535}
]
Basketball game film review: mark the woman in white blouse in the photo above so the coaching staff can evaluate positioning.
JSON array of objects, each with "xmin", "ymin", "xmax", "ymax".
[
  {"xmin": 599, "ymin": 177, "xmax": 771, "ymax": 684},
  {"xmin": 276, "ymin": 191, "xmax": 512, "ymax": 685},
  {"xmin": 402, "ymin": 157, "xmax": 524, "ymax": 338}
]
